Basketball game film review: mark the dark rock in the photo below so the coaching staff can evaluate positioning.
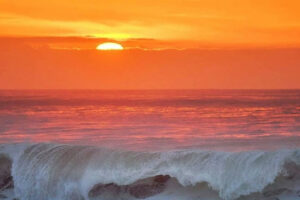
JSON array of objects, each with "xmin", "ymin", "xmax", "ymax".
[
  {"xmin": 263, "ymin": 188, "xmax": 288, "ymax": 197},
  {"xmin": 88, "ymin": 175, "xmax": 170, "ymax": 199},
  {"xmin": 128, "ymin": 176, "xmax": 169, "ymax": 199},
  {"xmin": 284, "ymin": 162, "xmax": 300, "ymax": 180},
  {"xmin": 265, "ymin": 198, "xmax": 280, "ymax": 200},
  {"xmin": 89, "ymin": 183, "xmax": 121, "ymax": 198},
  {"xmin": 0, "ymin": 155, "xmax": 13, "ymax": 190},
  {"xmin": 153, "ymin": 175, "xmax": 170, "ymax": 184},
  {"xmin": 128, "ymin": 183, "xmax": 165, "ymax": 199},
  {"xmin": 0, "ymin": 194, "xmax": 7, "ymax": 199}
]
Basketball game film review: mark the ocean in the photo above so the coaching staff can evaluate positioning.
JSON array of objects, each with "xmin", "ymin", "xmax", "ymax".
[{"xmin": 0, "ymin": 90, "xmax": 299, "ymax": 200}]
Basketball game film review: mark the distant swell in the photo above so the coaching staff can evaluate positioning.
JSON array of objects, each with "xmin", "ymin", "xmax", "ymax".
[{"xmin": 0, "ymin": 143, "xmax": 300, "ymax": 200}]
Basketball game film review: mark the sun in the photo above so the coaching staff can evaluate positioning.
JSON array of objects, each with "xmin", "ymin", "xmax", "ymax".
[{"xmin": 96, "ymin": 42, "xmax": 124, "ymax": 50}]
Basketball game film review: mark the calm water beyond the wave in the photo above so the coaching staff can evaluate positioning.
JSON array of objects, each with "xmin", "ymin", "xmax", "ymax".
[{"xmin": 1, "ymin": 90, "xmax": 300, "ymax": 151}]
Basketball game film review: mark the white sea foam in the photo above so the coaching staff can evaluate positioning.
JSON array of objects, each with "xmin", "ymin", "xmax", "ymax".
[{"xmin": 0, "ymin": 143, "xmax": 299, "ymax": 200}]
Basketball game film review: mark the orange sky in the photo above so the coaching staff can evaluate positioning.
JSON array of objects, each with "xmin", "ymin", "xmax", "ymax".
[
  {"xmin": 1, "ymin": 0, "xmax": 300, "ymax": 47},
  {"xmin": 0, "ymin": 0, "xmax": 300, "ymax": 89}
]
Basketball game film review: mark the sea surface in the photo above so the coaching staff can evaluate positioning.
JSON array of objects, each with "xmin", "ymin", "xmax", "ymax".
[
  {"xmin": 0, "ymin": 90, "xmax": 300, "ymax": 200},
  {"xmin": 1, "ymin": 89, "xmax": 300, "ymax": 151}
]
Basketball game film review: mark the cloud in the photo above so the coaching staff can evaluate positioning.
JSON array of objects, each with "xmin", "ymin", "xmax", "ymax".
[{"xmin": 1, "ymin": 0, "xmax": 300, "ymax": 47}]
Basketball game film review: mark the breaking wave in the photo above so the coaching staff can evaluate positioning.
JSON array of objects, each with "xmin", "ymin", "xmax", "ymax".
[{"xmin": 0, "ymin": 143, "xmax": 300, "ymax": 200}]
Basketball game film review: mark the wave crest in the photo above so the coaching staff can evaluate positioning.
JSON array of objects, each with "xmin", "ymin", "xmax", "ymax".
[{"xmin": 0, "ymin": 143, "xmax": 299, "ymax": 200}]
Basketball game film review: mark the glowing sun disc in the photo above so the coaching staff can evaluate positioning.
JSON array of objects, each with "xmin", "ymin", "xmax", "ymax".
[{"xmin": 96, "ymin": 42, "xmax": 124, "ymax": 50}]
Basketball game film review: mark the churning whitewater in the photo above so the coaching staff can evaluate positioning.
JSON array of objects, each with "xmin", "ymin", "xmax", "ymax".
[{"xmin": 0, "ymin": 143, "xmax": 300, "ymax": 200}]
